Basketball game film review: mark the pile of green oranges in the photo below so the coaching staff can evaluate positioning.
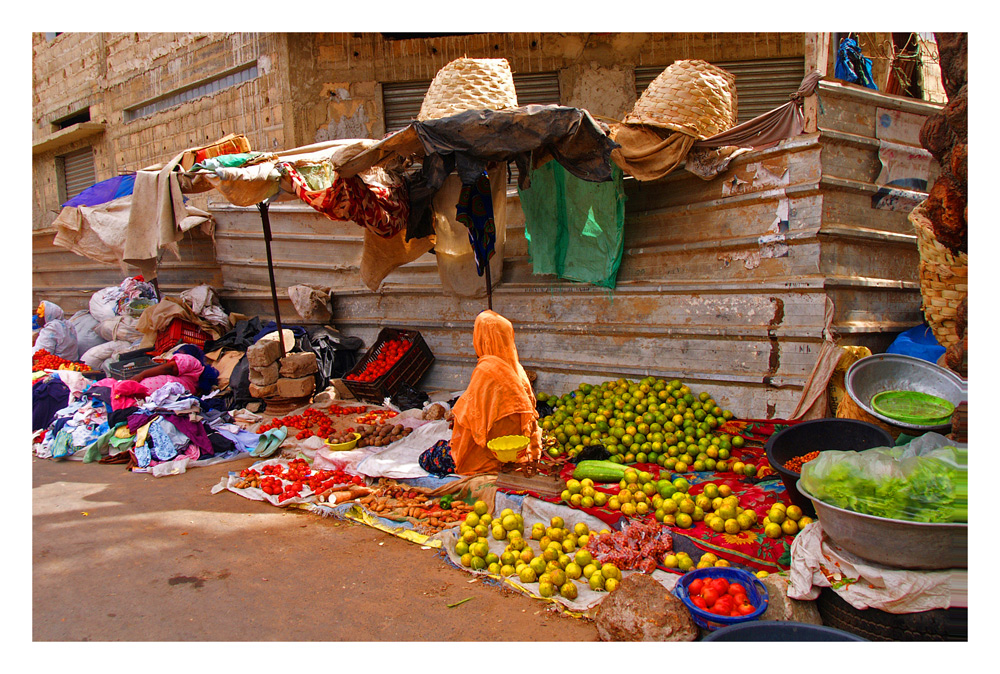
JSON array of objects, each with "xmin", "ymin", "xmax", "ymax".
[
  {"xmin": 537, "ymin": 377, "xmax": 745, "ymax": 466},
  {"xmin": 452, "ymin": 507, "xmax": 623, "ymax": 600}
]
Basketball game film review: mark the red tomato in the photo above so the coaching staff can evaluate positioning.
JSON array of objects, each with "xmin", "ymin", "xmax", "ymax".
[
  {"xmin": 688, "ymin": 579, "xmax": 704, "ymax": 595},
  {"xmin": 713, "ymin": 595, "xmax": 734, "ymax": 615},
  {"xmin": 737, "ymin": 598, "xmax": 757, "ymax": 615},
  {"xmin": 700, "ymin": 587, "xmax": 720, "ymax": 608},
  {"xmin": 691, "ymin": 596, "xmax": 707, "ymax": 610},
  {"xmin": 728, "ymin": 582, "xmax": 747, "ymax": 596},
  {"xmin": 710, "ymin": 578, "xmax": 730, "ymax": 595}
]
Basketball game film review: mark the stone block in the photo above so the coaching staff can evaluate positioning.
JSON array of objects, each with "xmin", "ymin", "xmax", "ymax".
[
  {"xmin": 760, "ymin": 574, "xmax": 823, "ymax": 625},
  {"xmin": 279, "ymin": 352, "xmax": 318, "ymax": 379},
  {"xmin": 249, "ymin": 382, "xmax": 278, "ymax": 399},
  {"xmin": 594, "ymin": 572, "xmax": 698, "ymax": 642},
  {"xmin": 276, "ymin": 375, "xmax": 316, "ymax": 399},
  {"xmin": 247, "ymin": 339, "xmax": 282, "ymax": 368},
  {"xmin": 249, "ymin": 362, "xmax": 279, "ymax": 386}
]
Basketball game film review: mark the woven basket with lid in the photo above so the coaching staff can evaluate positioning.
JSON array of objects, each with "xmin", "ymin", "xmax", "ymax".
[
  {"xmin": 623, "ymin": 59, "xmax": 737, "ymax": 140},
  {"xmin": 418, "ymin": 57, "xmax": 518, "ymax": 122},
  {"xmin": 909, "ymin": 201, "xmax": 968, "ymax": 348}
]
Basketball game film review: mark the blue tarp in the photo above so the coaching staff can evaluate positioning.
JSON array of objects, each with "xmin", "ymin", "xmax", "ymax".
[
  {"xmin": 62, "ymin": 174, "xmax": 135, "ymax": 208},
  {"xmin": 886, "ymin": 324, "xmax": 946, "ymax": 364}
]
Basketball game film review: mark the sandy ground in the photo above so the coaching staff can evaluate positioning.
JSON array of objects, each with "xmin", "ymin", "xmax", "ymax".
[{"xmin": 31, "ymin": 452, "xmax": 600, "ymax": 646}]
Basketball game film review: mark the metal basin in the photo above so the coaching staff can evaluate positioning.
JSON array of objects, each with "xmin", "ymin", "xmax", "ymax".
[
  {"xmin": 845, "ymin": 354, "xmax": 967, "ymax": 432},
  {"xmin": 797, "ymin": 480, "xmax": 967, "ymax": 570}
]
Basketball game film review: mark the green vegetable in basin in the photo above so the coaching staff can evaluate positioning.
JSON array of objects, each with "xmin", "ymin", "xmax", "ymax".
[{"xmin": 800, "ymin": 436, "xmax": 966, "ymax": 524}]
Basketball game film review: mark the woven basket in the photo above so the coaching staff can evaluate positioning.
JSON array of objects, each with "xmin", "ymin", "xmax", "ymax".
[
  {"xmin": 418, "ymin": 58, "xmax": 518, "ymax": 122},
  {"xmin": 836, "ymin": 394, "xmax": 903, "ymax": 441},
  {"xmin": 909, "ymin": 202, "xmax": 968, "ymax": 348},
  {"xmin": 622, "ymin": 59, "xmax": 737, "ymax": 140}
]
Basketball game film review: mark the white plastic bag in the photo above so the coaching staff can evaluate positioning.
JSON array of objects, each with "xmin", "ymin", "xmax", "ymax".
[
  {"xmin": 89, "ymin": 286, "xmax": 122, "ymax": 322},
  {"xmin": 69, "ymin": 310, "xmax": 107, "ymax": 355},
  {"xmin": 80, "ymin": 340, "xmax": 134, "ymax": 371}
]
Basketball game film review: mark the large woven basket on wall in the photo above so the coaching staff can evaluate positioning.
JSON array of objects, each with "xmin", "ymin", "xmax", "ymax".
[
  {"xmin": 622, "ymin": 59, "xmax": 737, "ymax": 140},
  {"xmin": 418, "ymin": 57, "xmax": 519, "ymax": 122},
  {"xmin": 836, "ymin": 393, "xmax": 903, "ymax": 442},
  {"xmin": 909, "ymin": 201, "xmax": 968, "ymax": 349}
]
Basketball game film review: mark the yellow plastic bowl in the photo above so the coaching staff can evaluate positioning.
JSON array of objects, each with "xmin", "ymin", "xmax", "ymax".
[
  {"xmin": 325, "ymin": 432, "xmax": 361, "ymax": 452},
  {"xmin": 487, "ymin": 435, "xmax": 530, "ymax": 462}
]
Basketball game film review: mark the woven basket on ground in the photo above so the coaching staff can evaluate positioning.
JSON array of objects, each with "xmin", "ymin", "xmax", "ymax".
[
  {"xmin": 836, "ymin": 393, "xmax": 903, "ymax": 442},
  {"xmin": 909, "ymin": 202, "xmax": 968, "ymax": 349},
  {"xmin": 418, "ymin": 57, "xmax": 518, "ymax": 122},
  {"xmin": 622, "ymin": 59, "xmax": 737, "ymax": 140}
]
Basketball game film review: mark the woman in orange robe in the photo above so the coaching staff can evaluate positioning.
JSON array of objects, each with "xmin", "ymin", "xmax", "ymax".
[{"xmin": 449, "ymin": 310, "xmax": 542, "ymax": 475}]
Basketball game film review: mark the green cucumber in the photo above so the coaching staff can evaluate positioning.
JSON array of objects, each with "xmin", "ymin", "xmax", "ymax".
[{"xmin": 572, "ymin": 460, "xmax": 628, "ymax": 483}]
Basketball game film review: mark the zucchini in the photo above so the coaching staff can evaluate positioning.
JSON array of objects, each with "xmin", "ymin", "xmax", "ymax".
[{"xmin": 572, "ymin": 460, "xmax": 628, "ymax": 483}]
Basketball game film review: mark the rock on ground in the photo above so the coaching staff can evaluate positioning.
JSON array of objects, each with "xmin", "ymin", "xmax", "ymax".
[{"xmin": 593, "ymin": 572, "xmax": 698, "ymax": 641}]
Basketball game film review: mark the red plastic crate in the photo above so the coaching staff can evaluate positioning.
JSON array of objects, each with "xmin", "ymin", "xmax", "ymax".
[
  {"xmin": 342, "ymin": 328, "xmax": 435, "ymax": 403},
  {"xmin": 152, "ymin": 318, "xmax": 209, "ymax": 355}
]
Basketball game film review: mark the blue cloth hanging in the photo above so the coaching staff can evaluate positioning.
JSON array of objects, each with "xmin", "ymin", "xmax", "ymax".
[
  {"xmin": 454, "ymin": 171, "xmax": 497, "ymax": 276},
  {"xmin": 62, "ymin": 174, "xmax": 136, "ymax": 208},
  {"xmin": 835, "ymin": 37, "xmax": 878, "ymax": 90}
]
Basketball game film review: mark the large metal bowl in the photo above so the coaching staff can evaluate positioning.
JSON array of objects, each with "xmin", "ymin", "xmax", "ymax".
[
  {"xmin": 845, "ymin": 354, "xmax": 967, "ymax": 432},
  {"xmin": 797, "ymin": 480, "xmax": 967, "ymax": 570}
]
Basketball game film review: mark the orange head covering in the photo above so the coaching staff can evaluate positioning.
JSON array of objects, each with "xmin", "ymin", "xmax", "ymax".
[{"xmin": 452, "ymin": 310, "xmax": 538, "ymax": 448}]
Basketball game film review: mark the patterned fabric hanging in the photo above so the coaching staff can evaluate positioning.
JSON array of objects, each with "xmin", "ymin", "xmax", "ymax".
[{"xmin": 279, "ymin": 162, "xmax": 409, "ymax": 238}]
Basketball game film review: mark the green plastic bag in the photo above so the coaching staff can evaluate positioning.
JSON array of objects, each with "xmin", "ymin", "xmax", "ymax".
[
  {"xmin": 519, "ymin": 161, "xmax": 625, "ymax": 289},
  {"xmin": 800, "ymin": 432, "xmax": 967, "ymax": 523}
]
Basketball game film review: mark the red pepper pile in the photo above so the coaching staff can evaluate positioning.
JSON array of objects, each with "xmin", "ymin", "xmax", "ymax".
[
  {"xmin": 345, "ymin": 338, "xmax": 411, "ymax": 382},
  {"xmin": 241, "ymin": 459, "xmax": 363, "ymax": 503},
  {"xmin": 32, "ymin": 349, "xmax": 87, "ymax": 372},
  {"xmin": 687, "ymin": 576, "xmax": 758, "ymax": 617},
  {"xmin": 258, "ymin": 405, "xmax": 368, "ymax": 440}
]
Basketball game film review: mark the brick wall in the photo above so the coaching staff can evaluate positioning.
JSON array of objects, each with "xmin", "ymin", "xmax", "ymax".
[{"xmin": 32, "ymin": 32, "xmax": 291, "ymax": 229}]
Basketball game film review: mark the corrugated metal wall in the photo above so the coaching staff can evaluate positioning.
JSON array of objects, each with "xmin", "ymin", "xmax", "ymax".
[
  {"xmin": 208, "ymin": 83, "xmax": 938, "ymax": 419},
  {"xmin": 32, "ymin": 226, "xmax": 224, "ymax": 313}
]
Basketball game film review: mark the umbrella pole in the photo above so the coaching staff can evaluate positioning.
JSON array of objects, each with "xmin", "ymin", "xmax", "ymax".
[
  {"xmin": 256, "ymin": 201, "xmax": 286, "ymax": 358},
  {"xmin": 484, "ymin": 257, "xmax": 493, "ymax": 311}
]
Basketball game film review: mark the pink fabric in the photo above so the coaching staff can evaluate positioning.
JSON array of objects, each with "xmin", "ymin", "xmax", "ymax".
[
  {"xmin": 141, "ymin": 353, "xmax": 204, "ymax": 396},
  {"xmin": 94, "ymin": 377, "xmax": 148, "ymax": 410}
]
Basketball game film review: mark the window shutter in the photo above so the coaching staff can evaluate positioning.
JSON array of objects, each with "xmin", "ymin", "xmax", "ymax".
[{"xmin": 58, "ymin": 146, "xmax": 96, "ymax": 203}]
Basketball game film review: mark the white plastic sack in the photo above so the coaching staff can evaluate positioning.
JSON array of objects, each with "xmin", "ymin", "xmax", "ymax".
[
  {"xmin": 788, "ymin": 521, "xmax": 965, "ymax": 612},
  {"xmin": 80, "ymin": 340, "xmax": 134, "ymax": 371},
  {"xmin": 89, "ymin": 286, "xmax": 122, "ymax": 322},
  {"xmin": 69, "ymin": 310, "xmax": 107, "ymax": 355},
  {"xmin": 97, "ymin": 315, "xmax": 143, "ymax": 343},
  {"xmin": 355, "ymin": 419, "xmax": 451, "ymax": 479}
]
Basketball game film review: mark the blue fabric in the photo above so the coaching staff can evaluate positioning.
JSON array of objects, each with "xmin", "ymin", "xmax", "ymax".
[
  {"xmin": 835, "ymin": 38, "xmax": 878, "ymax": 90},
  {"xmin": 62, "ymin": 174, "xmax": 135, "ymax": 208},
  {"xmin": 33, "ymin": 378, "xmax": 71, "ymax": 431},
  {"xmin": 418, "ymin": 439, "xmax": 456, "ymax": 477},
  {"xmin": 886, "ymin": 324, "xmax": 946, "ymax": 364},
  {"xmin": 455, "ymin": 171, "xmax": 497, "ymax": 276}
]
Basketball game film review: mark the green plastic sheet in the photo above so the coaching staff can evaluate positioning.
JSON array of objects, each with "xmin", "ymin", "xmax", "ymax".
[{"xmin": 519, "ymin": 161, "xmax": 625, "ymax": 289}]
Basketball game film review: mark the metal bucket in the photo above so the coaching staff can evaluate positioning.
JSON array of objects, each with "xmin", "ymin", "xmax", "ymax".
[
  {"xmin": 845, "ymin": 354, "xmax": 967, "ymax": 432},
  {"xmin": 797, "ymin": 480, "xmax": 967, "ymax": 570}
]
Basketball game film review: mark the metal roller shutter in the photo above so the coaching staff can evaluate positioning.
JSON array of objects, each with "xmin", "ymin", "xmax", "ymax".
[
  {"xmin": 635, "ymin": 57, "xmax": 806, "ymax": 124},
  {"xmin": 58, "ymin": 146, "xmax": 96, "ymax": 202}
]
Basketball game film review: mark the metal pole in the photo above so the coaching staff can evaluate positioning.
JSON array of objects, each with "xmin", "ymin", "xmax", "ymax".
[
  {"xmin": 484, "ymin": 256, "xmax": 493, "ymax": 311},
  {"xmin": 256, "ymin": 201, "xmax": 286, "ymax": 359}
]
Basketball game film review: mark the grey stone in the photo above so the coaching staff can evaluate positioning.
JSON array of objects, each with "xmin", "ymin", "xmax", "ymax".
[
  {"xmin": 249, "ymin": 362, "xmax": 279, "ymax": 386},
  {"xmin": 594, "ymin": 572, "xmax": 698, "ymax": 642},
  {"xmin": 760, "ymin": 574, "xmax": 823, "ymax": 625},
  {"xmin": 247, "ymin": 339, "xmax": 282, "ymax": 368}
]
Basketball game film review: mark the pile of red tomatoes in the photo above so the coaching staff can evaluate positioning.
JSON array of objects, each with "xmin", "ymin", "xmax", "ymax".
[
  {"xmin": 257, "ymin": 405, "xmax": 367, "ymax": 441},
  {"xmin": 241, "ymin": 459, "xmax": 362, "ymax": 503},
  {"xmin": 687, "ymin": 576, "xmax": 758, "ymax": 617},
  {"xmin": 345, "ymin": 338, "xmax": 411, "ymax": 383},
  {"xmin": 32, "ymin": 349, "xmax": 87, "ymax": 372}
]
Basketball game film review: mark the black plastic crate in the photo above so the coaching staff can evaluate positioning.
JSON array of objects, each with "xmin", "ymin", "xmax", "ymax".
[
  {"xmin": 108, "ymin": 355, "xmax": 159, "ymax": 381},
  {"xmin": 342, "ymin": 328, "xmax": 434, "ymax": 403}
]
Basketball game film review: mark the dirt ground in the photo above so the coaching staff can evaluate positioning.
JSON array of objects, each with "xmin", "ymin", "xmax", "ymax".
[{"xmin": 31, "ymin": 453, "xmax": 600, "ymax": 646}]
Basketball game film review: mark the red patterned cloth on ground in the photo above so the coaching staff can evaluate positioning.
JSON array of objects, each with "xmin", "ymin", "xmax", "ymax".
[
  {"xmin": 503, "ymin": 419, "xmax": 803, "ymax": 573},
  {"xmin": 279, "ymin": 163, "xmax": 408, "ymax": 238}
]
